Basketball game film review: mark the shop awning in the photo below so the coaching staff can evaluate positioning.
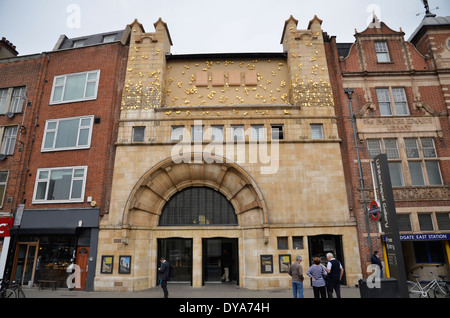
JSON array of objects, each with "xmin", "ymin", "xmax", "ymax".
[{"xmin": 10, "ymin": 208, "xmax": 99, "ymax": 235}]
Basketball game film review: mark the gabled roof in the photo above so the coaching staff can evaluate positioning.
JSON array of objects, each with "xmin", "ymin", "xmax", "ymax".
[{"xmin": 409, "ymin": 16, "xmax": 450, "ymax": 43}]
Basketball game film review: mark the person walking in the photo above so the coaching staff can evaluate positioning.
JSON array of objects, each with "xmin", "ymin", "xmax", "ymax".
[
  {"xmin": 325, "ymin": 253, "xmax": 344, "ymax": 298},
  {"xmin": 220, "ymin": 249, "xmax": 231, "ymax": 282},
  {"xmin": 288, "ymin": 255, "xmax": 304, "ymax": 298},
  {"xmin": 158, "ymin": 256, "xmax": 170, "ymax": 298},
  {"xmin": 306, "ymin": 257, "xmax": 327, "ymax": 298},
  {"xmin": 371, "ymin": 250, "xmax": 383, "ymax": 278}
]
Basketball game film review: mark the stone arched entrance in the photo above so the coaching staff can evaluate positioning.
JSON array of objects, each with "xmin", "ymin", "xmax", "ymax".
[
  {"xmin": 119, "ymin": 153, "xmax": 270, "ymax": 288},
  {"xmin": 123, "ymin": 153, "xmax": 269, "ymax": 231}
]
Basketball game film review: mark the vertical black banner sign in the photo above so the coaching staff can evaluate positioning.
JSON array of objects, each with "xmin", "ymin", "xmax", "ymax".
[{"xmin": 374, "ymin": 154, "xmax": 409, "ymax": 298}]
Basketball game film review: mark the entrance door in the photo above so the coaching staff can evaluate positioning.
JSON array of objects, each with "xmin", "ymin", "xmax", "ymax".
[
  {"xmin": 76, "ymin": 246, "xmax": 89, "ymax": 290},
  {"xmin": 308, "ymin": 235, "xmax": 346, "ymax": 285},
  {"xmin": 202, "ymin": 238, "xmax": 238, "ymax": 285},
  {"xmin": 12, "ymin": 242, "xmax": 38, "ymax": 286},
  {"xmin": 157, "ymin": 238, "xmax": 192, "ymax": 283}
]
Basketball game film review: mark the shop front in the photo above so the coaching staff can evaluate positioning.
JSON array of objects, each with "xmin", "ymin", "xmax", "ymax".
[
  {"xmin": 397, "ymin": 233, "xmax": 450, "ymax": 282},
  {"xmin": 10, "ymin": 208, "xmax": 99, "ymax": 290}
]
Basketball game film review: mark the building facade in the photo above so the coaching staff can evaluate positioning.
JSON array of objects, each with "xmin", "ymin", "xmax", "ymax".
[
  {"xmin": 0, "ymin": 39, "xmax": 45, "ymax": 280},
  {"xmin": 326, "ymin": 14, "xmax": 450, "ymax": 282},
  {"xmin": 0, "ymin": 30, "xmax": 129, "ymax": 290},
  {"xmin": 94, "ymin": 17, "xmax": 360, "ymax": 291},
  {"xmin": 2, "ymin": 10, "xmax": 448, "ymax": 294}
]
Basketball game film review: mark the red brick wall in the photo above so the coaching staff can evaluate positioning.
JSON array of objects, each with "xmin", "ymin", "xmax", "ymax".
[
  {"xmin": 22, "ymin": 43, "xmax": 128, "ymax": 214},
  {"xmin": 0, "ymin": 55, "xmax": 46, "ymax": 213},
  {"xmin": 325, "ymin": 21, "xmax": 450, "ymax": 278}
]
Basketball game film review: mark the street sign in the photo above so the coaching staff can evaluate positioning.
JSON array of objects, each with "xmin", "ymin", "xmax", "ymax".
[
  {"xmin": 374, "ymin": 154, "xmax": 409, "ymax": 298},
  {"xmin": 13, "ymin": 204, "xmax": 24, "ymax": 227},
  {"xmin": 368, "ymin": 200, "xmax": 380, "ymax": 221}
]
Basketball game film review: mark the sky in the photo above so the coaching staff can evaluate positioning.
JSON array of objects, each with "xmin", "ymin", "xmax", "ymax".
[{"xmin": 1, "ymin": 0, "xmax": 449, "ymax": 56}]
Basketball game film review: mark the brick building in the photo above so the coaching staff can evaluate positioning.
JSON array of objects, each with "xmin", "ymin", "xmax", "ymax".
[
  {"xmin": 0, "ymin": 39, "xmax": 46, "ymax": 281},
  {"xmin": 0, "ymin": 29, "xmax": 129, "ymax": 290},
  {"xmin": 325, "ymin": 13, "xmax": 450, "ymax": 282}
]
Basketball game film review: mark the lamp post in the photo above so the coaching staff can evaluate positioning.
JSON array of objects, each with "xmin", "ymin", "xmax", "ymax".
[{"xmin": 344, "ymin": 88, "xmax": 372, "ymax": 256}]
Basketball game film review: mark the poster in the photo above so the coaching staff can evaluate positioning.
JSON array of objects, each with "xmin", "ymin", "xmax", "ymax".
[
  {"xmin": 260, "ymin": 255, "xmax": 273, "ymax": 273},
  {"xmin": 101, "ymin": 255, "xmax": 114, "ymax": 274},
  {"xmin": 279, "ymin": 254, "xmax": 291, "ymax": 273},
  {"xmin": 119, "ymin": 255, "xmax": 132, "ymax": 274}
]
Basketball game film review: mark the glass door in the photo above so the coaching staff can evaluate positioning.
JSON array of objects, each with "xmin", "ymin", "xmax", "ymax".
[
  {"xmin": 202, "ymin": 238, "xmax": 238, "ymax": 285},
  {"xmin": 157, "ymin": 238, "xmax": 192, "ymax": 284},
  {"xmin": 13, "ymin": 242, "xmax": 38, "ymax": 286}
]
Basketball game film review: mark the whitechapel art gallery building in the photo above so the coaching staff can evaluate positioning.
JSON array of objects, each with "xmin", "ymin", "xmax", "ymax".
[{"xmin": 94, "ymin": 16, "xmax": 361, "ymax": 291}]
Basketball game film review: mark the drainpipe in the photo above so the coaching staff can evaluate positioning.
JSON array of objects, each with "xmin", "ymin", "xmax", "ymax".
[{"xmin": 344, "ymin": 88, "xmax": 372, "ymax": 256}]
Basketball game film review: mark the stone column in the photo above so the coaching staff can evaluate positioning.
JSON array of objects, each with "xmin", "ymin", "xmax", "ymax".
[{"xmin": 192, "ymin": 236, "xmax": 203, "ymax": 287}]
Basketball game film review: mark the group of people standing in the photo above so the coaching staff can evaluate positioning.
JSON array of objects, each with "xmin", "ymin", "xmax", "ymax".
[
  {"xmin": 288, "ymin": 253, "xmax": 344, "ymax": 298},
  {"xmin": 158, "ymin": 251, "xmax": 382, "ymax": 298}
]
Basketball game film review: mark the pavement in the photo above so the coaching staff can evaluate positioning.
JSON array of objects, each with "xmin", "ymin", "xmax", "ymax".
[{"xmin": 22, "ymin": 282, "xmax": 362, "ymax": 298}]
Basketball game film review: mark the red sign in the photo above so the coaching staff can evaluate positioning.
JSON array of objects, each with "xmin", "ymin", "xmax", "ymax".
[
  {"xmin": 369, "ymin": 200, "xmax": 380, "ymax": 221},
  {"xmin": 0, "ymin": 216, "xmax": 13, "ymax": 237}
]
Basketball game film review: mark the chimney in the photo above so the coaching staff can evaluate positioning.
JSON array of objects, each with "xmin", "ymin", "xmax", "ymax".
[{"xmin": 0, "ymin": 37, "xmax": 19, "ymax": 58}]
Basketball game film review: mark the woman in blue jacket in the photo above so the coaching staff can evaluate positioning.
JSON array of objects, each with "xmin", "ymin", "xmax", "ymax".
[{"xmin": 306, "ymin": 257, "xmax": 328, "ymax": 298}]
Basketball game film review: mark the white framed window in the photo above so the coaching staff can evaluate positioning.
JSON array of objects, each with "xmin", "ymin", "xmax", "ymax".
[
  {"xmin": 73, "ymin": 40, "xmax": 85, "ymax": 48},
  {"xmin": 375, "ymin": 41, "xmax": 390, "ymax": 62},
  {"xmin": 367, "ymin": 137, "xmax": 442, "ymax": 187},
  {"xmin": 231, "ymin": 125, "xmax": 244, "ymax": 141},
  {"xmin": 0, "ymin": 126, "xmax": 18, "ymax": 155},
  {"xmin": 405, "ymin": 137, "xmax": 442, "ymax": 186},
  {"xmin": 376, "ymin": 88, "xmax": 409, "ymax": 116},
  {"xmin": 0, "ymin": 171, "xmax": 9, "ymax": 208},
  {"xmin": 367, "ymin": 138, "xmax": 404, "ymax": 187},
  {"xmin": 42, "ymin": 116, "xmax": 93, "ymax": 152},
  {"xmin": 367, "ymin": 139, "xmax": 382, "ymax": 159},
  {"xmin": 102, "ymin": 35, "xmax": 116, "ymax": 43},
  {"xmin": 251, "ymin": 125, "xmax": 265, "ymax": 141},
  {"xmin": 0, "ymin": 86, "xmax": 26, "ymax": 114},
  {"xmin": 33, "ymin": 166, "xmax": 87, "ymax": 203},
  {"xmin": 391, "ymin": 88, "xmax": 409, "ymax": 115},
  {"xmin": 310, "ymin": 124, "xmax": 324, "ymax": 140},
  {"xmin": 271, "ymin": 124, "xmax": 284, "ymax": 140},
  {"xmin": 211, "ymin": 125, "xmax": 224, "ymax": 141},
  {"xmin": 384, "ymin": 139, "xmax": 400, "ymax": 159},
  {"xmin": 421, "ymin": 138, "xmax": 437, "ymax": 158},
  {"xmin": 132, "ymin": 126, "xmax": 145, "ymax": 142},
  {"xmin": 425, "ymin": 161, "xmax": 443, "ymax": 185},
  {"xmin": 171, "ymin": 126, "xmax": 184, "ymax": 141},
  {"xmin": 50, "ymin": 70, "xmax": 100, "ymax": 104}
]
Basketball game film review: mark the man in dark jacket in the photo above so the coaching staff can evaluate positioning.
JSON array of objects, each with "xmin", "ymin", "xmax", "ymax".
[
  {"xmin": 158, "ymin": 257, "xmax": 170, "ymax": 298},
  {"xmin": 371, "ymin": 251, "xmax": 383, "ymax": 278},
  {"xmin": 325, "ymin": 253, "xmax": 344, "ymax": 298}
]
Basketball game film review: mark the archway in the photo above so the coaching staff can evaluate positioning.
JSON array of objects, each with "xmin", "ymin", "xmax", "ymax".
[
  {"xmin": 122, "ymin": 153, "xmax": 269, "ymax": 231},
  {"xmin": 159, "ymin": 186, "xmax": 238, "ymax": 226}
]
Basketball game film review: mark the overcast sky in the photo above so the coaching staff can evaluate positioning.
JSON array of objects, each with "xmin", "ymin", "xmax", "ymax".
[{"xmin": 1, "ymin": 0, "xmax": 449, "ymax": 56}]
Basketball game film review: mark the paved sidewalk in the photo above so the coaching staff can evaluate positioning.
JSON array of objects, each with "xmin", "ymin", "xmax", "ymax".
[{"xmin": 23, "ymin": 283, "xmax": 361, "ymax": 298}]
